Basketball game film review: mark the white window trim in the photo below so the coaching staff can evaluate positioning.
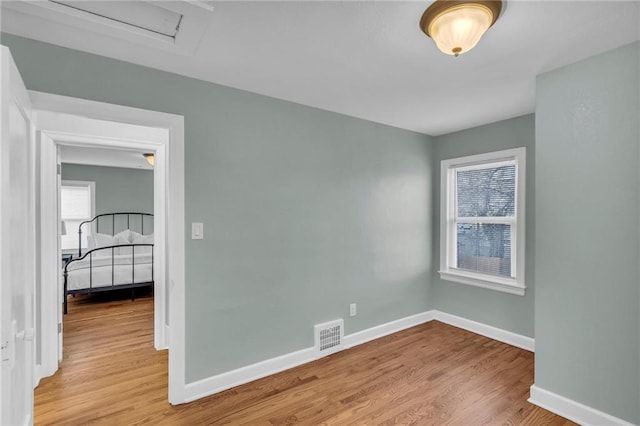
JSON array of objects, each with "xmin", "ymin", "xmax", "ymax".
[
  {"xmin": 60, "ymin": 179, "xmax": 96, "ymax": 251},
  {"xmin": 439, "ymin": 147, "xmax": 526, "ymax": 296}
]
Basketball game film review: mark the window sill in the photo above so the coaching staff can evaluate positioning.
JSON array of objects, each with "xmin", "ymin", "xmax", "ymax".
[{"xmin": 438, "ymin": 269, "xmax": 525, "ymax": 296}]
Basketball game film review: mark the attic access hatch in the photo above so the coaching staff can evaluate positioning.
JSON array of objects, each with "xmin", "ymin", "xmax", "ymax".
[
  {"xmin": 50, "ymin": 1, "xmax": 183, "ymax": 39},
  {"xmin": 2, "ymin": 0, "xmax": 213, "ymax": 55}
]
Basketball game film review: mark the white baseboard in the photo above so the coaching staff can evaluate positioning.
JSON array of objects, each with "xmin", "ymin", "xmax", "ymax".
[
  {"xmin": 343, "ymin": 311, "xmax": 436, "ymax": 349},
  {"xmin": 34, "ymin": 360, "xmax": 58, "ymax": 388},
  {"xmin": 164, "ymin": 324, "xmax": 170, "ymax": 348},
  {"xmin": 184, "ymin": 311, "xmax": 435, "ymax": 402},
  {"xmin": 185, "ymin": 346, "xmax": 317, "ymax": 402},
  {"xmin": 33, "ymin": 364, "xmax": 41, "ymax": 388},
  {"xmin": 529, "ymin": 385, "xmax": 635, "ymax": 426},
  {"xmin": 184, "ymin": 309, "xmax": 534, "ymax": 403},
  {"xmin": 22, "ymin": 412, "xmax": 32, "ymax": 426},
  {"xmin": 432, "ymin": 310, "xmax": 535, "ymax": 352},
  {"xmin": 154, "ymin": 324, "xmax": 170, "ymax": 351}
]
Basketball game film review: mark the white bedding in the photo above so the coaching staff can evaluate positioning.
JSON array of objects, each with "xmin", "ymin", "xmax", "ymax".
[{"xmin": 65, "ymin": 252, "xmax": 153, "ymax": 291}]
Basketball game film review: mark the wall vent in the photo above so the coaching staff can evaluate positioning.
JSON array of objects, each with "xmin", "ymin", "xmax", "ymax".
[{"xmin": 314, "ymin": 319, "xmax": 344, "ymax": 356}]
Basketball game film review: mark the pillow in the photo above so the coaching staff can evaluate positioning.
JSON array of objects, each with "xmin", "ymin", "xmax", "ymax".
[
  {"xmin": 139, "ymin": 233, "xmax": 154, "ymax": 244},
  {"xmin": 132, "ymin": 232, "xmax": 154, "ymax": 254},
  {"xmin": 93, "ymin": 233, "xmax": 116, "ymax": 248},
  {"xmin": 129, "ymin": 230, "xmax": 142, "ymax": 242},
  {"xmin": 114, "ymin": 229, "xmax": 132, "ymax": 245},
  {"xmin": 91, "ymin": 233, "xmax": 116, "ymax": 256}
]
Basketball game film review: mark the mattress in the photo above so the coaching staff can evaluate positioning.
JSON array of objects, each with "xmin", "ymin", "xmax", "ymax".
[{"xmin": 65, "ymin": 252, "xmax": 153, "ymax": 291}]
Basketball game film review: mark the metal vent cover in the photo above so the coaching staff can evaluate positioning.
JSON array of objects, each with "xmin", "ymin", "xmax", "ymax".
[{"xmin": 314, "ymin": 319, "xmax": 344, "ymax": 356}]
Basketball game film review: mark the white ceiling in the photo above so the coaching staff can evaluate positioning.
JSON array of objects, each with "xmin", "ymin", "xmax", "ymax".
[
  {"xmin": 60, "ymin": 145, "xmax": 153, "ymax": 170},
  {"xmin": 2, "ymin": 1, "xmax": 639, "ymax": 136}
]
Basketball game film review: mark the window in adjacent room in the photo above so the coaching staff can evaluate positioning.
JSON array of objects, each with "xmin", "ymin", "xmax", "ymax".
[
  {"xmin": 439, "ymin": 147, "xmax": 526, "ymax": 295},
  {"xmin": 60, "ymin": 180, "xmax": 95, "ymax": 251}
]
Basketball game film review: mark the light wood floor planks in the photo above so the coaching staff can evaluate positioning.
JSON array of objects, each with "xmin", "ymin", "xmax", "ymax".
[{"xmin": 35, "ymin": 292, "xmax": 574, "ymax": 425}]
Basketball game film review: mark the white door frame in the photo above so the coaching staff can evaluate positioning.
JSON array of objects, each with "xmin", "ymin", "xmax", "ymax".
[
  {"xmin": 40, "ymin": 116, "xmax": 167, "ymax": 350},
  {"xmin": 31, "ymin": 91, "xmax": 186, "ymax": 404}
]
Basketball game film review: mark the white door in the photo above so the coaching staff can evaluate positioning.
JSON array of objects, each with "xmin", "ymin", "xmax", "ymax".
[{"xmin": 0, "ymin": 46, "xmax": 36, "ymax": 425}]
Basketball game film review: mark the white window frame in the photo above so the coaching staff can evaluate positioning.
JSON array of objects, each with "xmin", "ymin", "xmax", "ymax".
[
  {"xmin": 60, "ymin": 179, "xmax": 95, "ymax": 251},
  {"xmin": 439, "ymin": 147, "xmax": 526, "ymax": 296}
]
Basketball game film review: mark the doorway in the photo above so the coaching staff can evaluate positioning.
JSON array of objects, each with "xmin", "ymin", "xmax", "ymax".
[{"xmin": 31, "ymin": 91, "xmax": 186, "ymax": 404}]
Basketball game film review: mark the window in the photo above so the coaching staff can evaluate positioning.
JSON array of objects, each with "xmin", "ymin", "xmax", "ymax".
[
  {"xmin": 439, "ymin": 148, "xmax": 526, "ymax": 295},
  {"xmin": 60, "ymin": 180, "xmax": 95, "ymax": 251}
]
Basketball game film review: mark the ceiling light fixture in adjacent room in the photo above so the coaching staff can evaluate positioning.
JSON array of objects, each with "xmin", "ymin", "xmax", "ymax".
[
  {"xmin": 420, "ymin": 0, "xmax": 502, "ymax": 57},
  {"xmin": 143, "ymin": 153, "xmax": 155, "ymax": 166}
]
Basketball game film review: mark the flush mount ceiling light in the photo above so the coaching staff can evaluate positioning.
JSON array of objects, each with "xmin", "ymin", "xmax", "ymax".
[
  {"xmin": 143, "ymin": 153, "xmax": 155, "ymax": 166},
  {"xmin": 420, "ymin": 0, "xmax": 502, "ymax": 57}
]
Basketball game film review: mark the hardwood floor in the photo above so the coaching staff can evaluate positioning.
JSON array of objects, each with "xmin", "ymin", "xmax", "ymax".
[{"xmin": 35, "ymin": 293, "xmax": 573, "ymax": 425}]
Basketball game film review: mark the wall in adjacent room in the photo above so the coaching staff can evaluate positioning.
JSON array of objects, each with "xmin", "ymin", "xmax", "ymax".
[
  {"xmin": 1, "ymin": 34, "xmax": 434, "ymax": 382},
  {"xmin": 535, "ymin": 42, "xmax": 639, "ymax": 423},
  {"xmin": 61, "ymin": 163, "xmax": 154, "ymax": 216},
  {"xmin": 431, "ymin": 114, "xmax": 536, "ymax": 337}
]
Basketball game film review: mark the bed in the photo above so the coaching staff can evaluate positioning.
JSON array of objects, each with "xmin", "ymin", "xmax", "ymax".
[{"xmin": 63, "ymin": 212, "xmax": 154, "ymax": 314}]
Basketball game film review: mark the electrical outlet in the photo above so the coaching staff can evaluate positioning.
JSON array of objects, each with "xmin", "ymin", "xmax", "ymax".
[{"xmin": 349, "ymin": 303, "xmax": 357, "ymax": 317}]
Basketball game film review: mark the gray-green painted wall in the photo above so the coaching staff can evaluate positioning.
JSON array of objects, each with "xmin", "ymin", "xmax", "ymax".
[
  {"xmin": 431, "ymin": 114, "xmax": 536, "ymax": 337},
  {"xmin": 535, "ymin": 42, "xmax": 640, "ymax": 423},
  {"xmin": 9, "ymin": 30, "xmax": 640, "ymax": 421},
  {"xmin": 61, "ymin": 163, "xmax": 153, "ymax": 216},
  {"xmin": 1, "ymin": 34, "xmax": 433, "ymax": 382}
]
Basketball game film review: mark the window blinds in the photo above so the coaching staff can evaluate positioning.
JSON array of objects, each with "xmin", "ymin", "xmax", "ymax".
[
  {"xmin": 456, "ymin": 165, "xmax": 515, "ymax": 218},
  {"xmin": 455, "ymin": 164, "xmax": 515, "ymax": 278},
  {"xmin": 61, "ymin": 185, "xmax": 91, "ymax": 220},
  {"xmin": 61, "ymin": 184, "xmax": 92, "ymax": 250}
]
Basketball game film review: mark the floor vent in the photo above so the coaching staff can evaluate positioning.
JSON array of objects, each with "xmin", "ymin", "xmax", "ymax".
[{"xmin": 314, "ymin": 319, "xmax": 344, "ymax": 356}]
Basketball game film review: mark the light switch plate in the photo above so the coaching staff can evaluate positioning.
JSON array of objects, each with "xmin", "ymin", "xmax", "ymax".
[{"xmin": 191, "ymin": 222, "xmax": 203, "ymax": 239}]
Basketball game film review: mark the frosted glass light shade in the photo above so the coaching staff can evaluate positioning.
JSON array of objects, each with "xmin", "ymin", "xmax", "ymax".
[{"xmin": 420, "ymin": 1, "xmax": 502, "ymax": 57}]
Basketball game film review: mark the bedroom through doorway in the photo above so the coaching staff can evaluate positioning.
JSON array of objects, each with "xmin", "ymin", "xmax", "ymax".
[
  {"xmin": 59, "ymin": 148, "xmax": 156, "ymax": 317},
  {"xmin": 28, "ymin": 90, "xmax": 185, "ymax": 405},
  {"xmin": 32, "ymin": 103, "xmax": 176, "ymax": 400}
]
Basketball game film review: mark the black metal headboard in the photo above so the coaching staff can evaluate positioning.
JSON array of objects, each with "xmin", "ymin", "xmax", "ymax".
[{"xmin": 78, "ymin": 212, "xmax": 153, "ymax": 257}]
